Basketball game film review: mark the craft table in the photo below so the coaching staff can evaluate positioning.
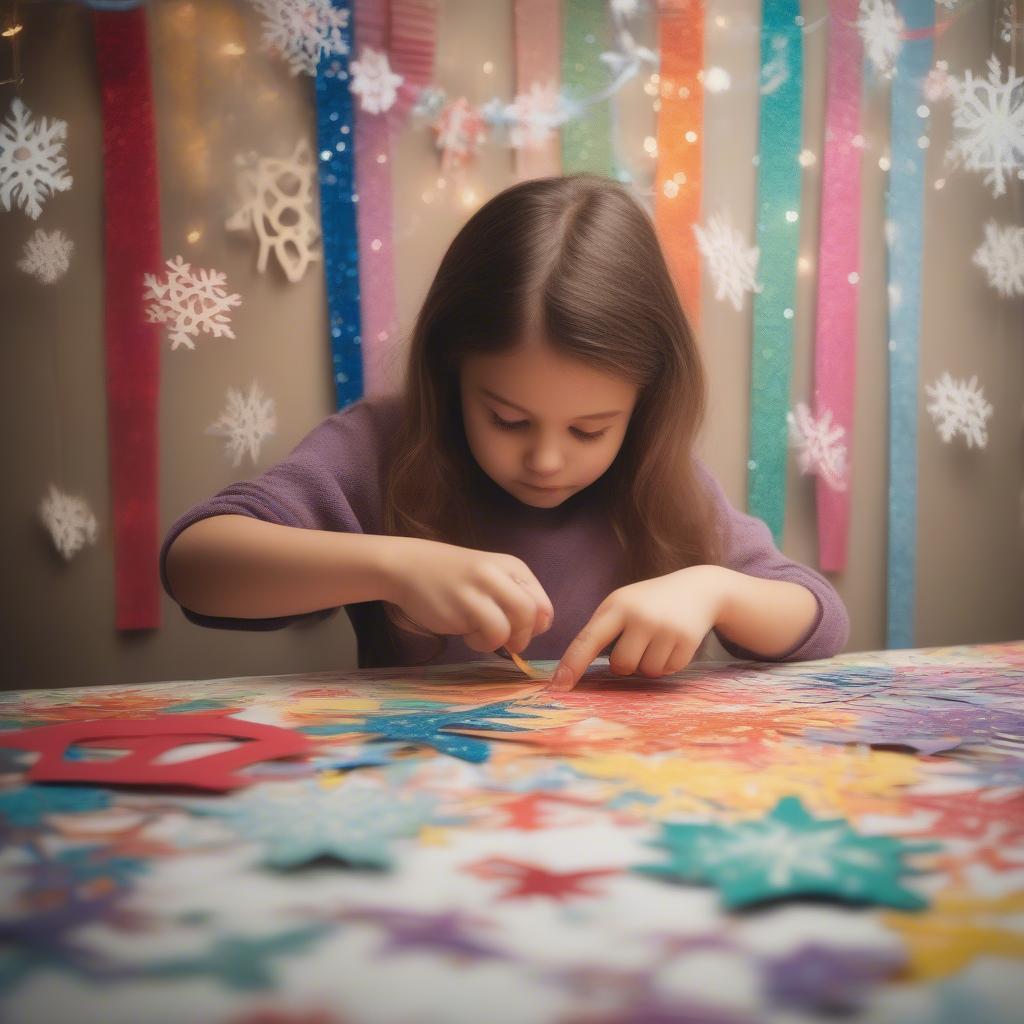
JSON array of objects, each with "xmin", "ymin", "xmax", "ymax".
[{"xmin": 2, "ymin": 641, "xmax": 1023, "ymax": 1023}]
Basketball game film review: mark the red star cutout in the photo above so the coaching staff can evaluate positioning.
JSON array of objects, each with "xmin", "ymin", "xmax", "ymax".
[{"xmin": 466, "ymin": 856, "xmax": 618, "ymax": 901}]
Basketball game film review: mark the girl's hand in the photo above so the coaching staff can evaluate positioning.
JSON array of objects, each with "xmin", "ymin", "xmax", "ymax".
[
  {"xmin": 549, "ymin": 566, "xmax": 729, "ymax": 691},
  {"xmin": 385, "ymin": 538, "xmax": 555, "ymax": 656}
]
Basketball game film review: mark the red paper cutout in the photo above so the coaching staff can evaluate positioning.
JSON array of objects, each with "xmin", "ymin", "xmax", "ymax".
[
  {"xmin": 466, "ymin": 857, "xmax": 617, "ymax": 901},
  {"xmin": 0, "ymin": 715, "xmax": 311, "ymax": 791}
]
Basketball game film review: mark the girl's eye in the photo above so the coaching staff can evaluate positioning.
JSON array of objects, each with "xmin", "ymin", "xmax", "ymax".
[{"xmin": 489, "ymin": 412, "xmax": 607, "ymax": 443}]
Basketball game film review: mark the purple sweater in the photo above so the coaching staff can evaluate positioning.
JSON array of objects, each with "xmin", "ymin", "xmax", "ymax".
[{"xmin": 159, "ymin": 394, "xmax": 849, "ymax": 669}]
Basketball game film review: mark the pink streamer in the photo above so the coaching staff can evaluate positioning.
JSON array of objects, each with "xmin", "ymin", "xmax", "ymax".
[
  {"xmin": 513, "ymin": 0, "xmax": 562, "ymax": 181},
  {"xmin": 813, "ymin": 0, "xmax": 863, "ymax": 572},
  {"xmin": 353, "ymin": 0, "xmax": 438, "ymax": 395}
]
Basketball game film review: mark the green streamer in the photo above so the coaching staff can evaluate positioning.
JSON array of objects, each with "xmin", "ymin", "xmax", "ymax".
[{"xmin": 561, "ymin": 0, "xmax": 614, "ymax": 175}]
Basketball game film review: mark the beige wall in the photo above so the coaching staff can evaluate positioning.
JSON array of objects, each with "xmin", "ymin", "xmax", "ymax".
[{"xmin": 2, "ymin": 0, "xmax": 1021, "ymax": 690}]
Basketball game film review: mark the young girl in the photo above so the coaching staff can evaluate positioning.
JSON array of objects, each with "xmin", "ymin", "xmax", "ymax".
[{"xmin": 161, "ymin": 173, "xmax": 849, "ymax": 692}]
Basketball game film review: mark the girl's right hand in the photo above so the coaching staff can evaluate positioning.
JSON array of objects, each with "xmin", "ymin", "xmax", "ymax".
[{"xmin": 384, "ymin": 538, "xmax": 554, "ymax": 655}]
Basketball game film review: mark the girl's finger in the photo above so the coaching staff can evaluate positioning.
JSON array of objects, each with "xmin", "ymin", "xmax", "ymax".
[
  {"xmin": 460, "ymin": 593, "xmax": 512, "ymax": 653},
  {"xmin": 607, "ymin": 622, "xmax": 654, "ymax": 678},
  {"xmin": 638, "ymin": 633, "xmax": 678, "ymax": 678},
  {"xmin": 665, "ymin": 642, "xmax": 695, "ymax": 675},
  {"xmin": 550, "ymin": 606, "xmax": 623, "ymax": 691}
]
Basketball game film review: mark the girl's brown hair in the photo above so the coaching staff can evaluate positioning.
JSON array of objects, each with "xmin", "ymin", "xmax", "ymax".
[{"xmin": 374, "ymin": 172, "xmax": 723, "ymax": 664}]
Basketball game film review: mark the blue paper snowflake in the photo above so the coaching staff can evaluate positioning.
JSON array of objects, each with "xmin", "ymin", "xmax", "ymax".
[
  {"xmin": 299, "ymin": 699, "xmax": 537, "ymax": 762},
  {"xmin": 634, "ymin": 796, "xmax": 937, "ymax": 910},
  {"xmin": 0, "ymin": 784, "xmax": 112, "ymax": 828}
]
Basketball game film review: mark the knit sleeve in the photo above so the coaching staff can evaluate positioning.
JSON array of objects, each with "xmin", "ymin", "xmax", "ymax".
[
  {"xmin": 695, "ymin": 459, "xmax": 850, "ymax": 662},
  {"xmin": 159, "ymin": 396, "xmax": 394, "ymax": 632}
]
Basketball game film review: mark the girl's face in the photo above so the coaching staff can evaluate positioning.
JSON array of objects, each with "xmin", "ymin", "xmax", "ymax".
[{"xmin": 460, "ymin": 341, "xmax": 639, "ymax": 508}]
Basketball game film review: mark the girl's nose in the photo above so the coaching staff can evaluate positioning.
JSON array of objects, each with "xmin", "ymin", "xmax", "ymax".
[{"xmin": 524, "ymin": 441, "xmax": 564, "ymax": 475}]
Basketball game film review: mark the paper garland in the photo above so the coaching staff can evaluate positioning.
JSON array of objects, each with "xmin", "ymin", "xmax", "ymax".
[
  {"xmin": 885, "ymin": 0, "xmax": 934, "ymax": 648},
  {"xmin": 813, "ymin": 0, "xmax": 863, "ymax": 571},
  {"xmin": 747, "ymin": 1, "xmax": 804, "ymax": 546},
  {"xmin": 561, "ymin": 0, "xmax": 614, "ymax": 175},
  {"xmin": 512, "ymin": 0, "xmax": 563, "ymax": 181},
  {"xmin": 91, "ymin": 6, "xmax": 163, "ymax": 629}
]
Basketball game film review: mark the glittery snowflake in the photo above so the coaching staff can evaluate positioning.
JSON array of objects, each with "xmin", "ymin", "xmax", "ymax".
[
  {"xmin": 205, "ymin": 381, "xmax": 277, "ymax": 467},
  {"xmin": 972, "ymin": 220, "xmax": 1024, "ymax": 298},
  {"xmin": 634, "ymin": 796, "xmax": 936, "ymax": 910},
  {"xmin": 856, "ymin": 0, "xmax": 903, "ymax": 79},
  {"xmin": 946, "ymin": 56, "xmax": 1024, "ymax": 198},
  {"xmin": 226, "ymin": 138, "xmax": 321, "ymax": 283},
  {"xmin": 786, "ymin": 402, "xmax": 848, "ymax": 491},
  {"xmin": 692, "ymin": 212, "xmax": 761, "ymax": 312},
  {"xmin": 143, "ymin": 256, "xmax": 242, "ymax": 351},
  {"xmin": 17, "ymin": 228, "xmax": 74, "ymax": 284},
  {"xmin": 248, "ymin": 0, "xmax": 350, "ymax": 77},
  {"xmin": 0, "ymin": 97, "xmax": 73, "ymax": 220},
  {"xmin": 349, "ymin": 45, "xmax": 404, "ymax": 115},
  {"xmin": 39, "ymin": 484, "xmax": 99, "ymax": 560},
  {"xmin": 433, "ymin": 97, "xmax": 488, "ymax": 172},
  {"xmin": 924, "ymin": 372, "xmax": 994, "ymax": 449},
  {"xmin": 507, "ymin": 82, "xmax": 563, "ymax": 150},
  {"xmin": 195, "ymin": 779, "xmax": 440, "ymax": 868}
]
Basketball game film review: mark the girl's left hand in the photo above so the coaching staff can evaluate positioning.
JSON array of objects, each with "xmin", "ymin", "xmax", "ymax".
[{"xmin": 548, "ymin": 565, "xmax": 728, "ymax": 692}]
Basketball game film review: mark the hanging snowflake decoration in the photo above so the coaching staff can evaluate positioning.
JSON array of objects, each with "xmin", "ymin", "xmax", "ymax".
[
  {"xmin": 226, "ymin": 138, "xmax": 321, "ymax": 283},
  {"xmin": 349, "ymin": 45, "xmax": 405, "ymax": 115},
  {"xmin": 633, "ymin": 796, "xmax": 936, "ymax": 910},
  {"xmin": 39, "ymin": 484, "xmax": 98, "ymax": 560},
  {"xmin": 0, "ymin": 97, "xmax": 73, "ymax": 220},
  {"xmin": 924, "ymin": 372, "xmax": 994, "ymax": 449},
  {"xmin": 506, "ymin": 82, "xmax": 564, "ymax": 150},
  {"xmin": 143, "ymin": 256, "xmax": 242, "ymax": 352},
  {"xmin": 433, "ymin": 97, "xmax": 488, "ymax": 173},
  {"xmin": 972, "ymin": 220, "xmax": 1024, "ymax": 297},
  {"xmin": 946, "ymin": 56, "xmax": 1024, "ymax": 198},
  {"xmin": 924, "ymin": 60, "xmax": 953, "ymax": 103},
  {"xmin": 248, "ymin": 0, "xmax": 349, "ymax": 77},
  {"xmin": 205, "ymin": 381, "xmax": 277, "ymax": 467},
  {"xmin": 786, "ymin": 402, "xmax": 849, "ymax": 491},
  {"xmin": 17, "ymin": 228, "xmax": 74, "ymax": 284},
  {"xmin": 692, "ymin": 211, "xmax": 761, "ymax": 312},
  {"xmin": 856, "ymin": 0, "xmax": 903, "ymax": 79}
]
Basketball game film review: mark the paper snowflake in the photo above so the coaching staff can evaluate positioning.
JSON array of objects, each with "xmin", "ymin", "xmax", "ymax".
[
  {"xmin": 634, "ymin": 796, "xmax": 935, "ymax": 909},
  {"xmin": 205, "ymin": 381, "xmax": 277, "ymax": 467},
  {"xmin": 226, "ymin": 138, "xmax": 321, "ymax": 283},
  {"xmin": 195, "ymin": 779, "xmax": 440, "ymax": 868},
  {"xmin": 946, "ymin": 56, "xmax": 1024, "ymax": 198},
  {"xmin": 611, "ymin": 0, "xmax": 640, "ymax": 17},
  {"xmin": 248, "ymin": 0, "xmax": 350, "ymax": 77},
  {"xmin": 857, "ymin": 0, "xmax": 903, "ymax": 78},
  {"xmin": 692, "ymin": 212, "xmax": 761, "ymax": 312},
  {"xmin": 972, "ymin": 220, "xmax": 1024, "ymax": 298},
  {"xmin": 143, "ymin": 256, "xmax": 242, "ymax": 351},
  {"xmin": 349, "ymin": 45, "xmax": 404, "ymax": 114},
  {"xmin": 39, "ymin": 484, "xmax": 99, "ymax": 560},
  {"xmin": 0, "ymin": 97, "xmax": 73, "ymax": 220},
  {"xmin": 17, "ymin": 228, "xmax": 74, "ymax": 284},
  {"xmin": 433, "ymin": 97, "xmax": 488, "ymax": 172},
  {"xmin": 760, "ymin": 33, "xmax": 792, "ymax": 96},
  {"xmin": 925, "ymin": 372, "xmax": 994, "ymax": 449},
  {"xmin": 507, "ymin": 82, "xmax": 562, "ymax": 150},
  {"xmin": 786, "ymin": 402, "xmax": 848, "ymax": 491}
]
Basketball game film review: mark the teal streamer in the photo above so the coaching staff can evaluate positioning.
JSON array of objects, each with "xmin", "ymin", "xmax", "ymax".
[
  {"xmin": 748, "ymin": 1, "xmax": 803, "ymax": 544},
  {"xmin": 315, "ymin": 3, "xmax": 364, "ymax": 411},
  {"xmin": 561, "ymin": 0, "xmax": 614, "ymax": 175},
  {"xmin": 886, "ymin": 2, "xmax": 934, "ymax": 648}
]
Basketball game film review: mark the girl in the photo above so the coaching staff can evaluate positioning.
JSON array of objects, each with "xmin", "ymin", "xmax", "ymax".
[{"xmin": 162, "ymin": 173, "xmax": 849, "ymax": 692}]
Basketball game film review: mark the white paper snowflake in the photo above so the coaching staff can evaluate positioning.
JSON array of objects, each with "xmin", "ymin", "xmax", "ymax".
[
  {"xmin": 925, "ymin": 372, "xmax": 994, "ymax": 449},
  {"xmin": 946, "ymin": 56, "xmax": 1024, "ymax": 198},
  {"xmin": 39, "ymin": 484, "xmax": 98, "ymax": 560},
  {"xmin": 349, "ymin": 45, "xmax": 404, "ymax": 115},
  {"xmin": 205, "ymin": 381, "xmax": 277, "ymax": 467},
  {"xmin": 17, "ymin": 228, "xmax": 74, "ymax": 284},
  {"xmin": 226, "ymin": 138, "xmax": 321, "ymax": 283},
  {"xmin": 972, "ymin": 220, "xmax": 1024, "ymax": 297},
  {"xmin": 611, "ymin": 0, "xmax": 640, "ymax": 16},
  {"xmin": 507, "ymin": 82, "xmax": 562, "ymax": 150},
  {"xmin": 0, "ymin": 97, "xmax": 73, "ymax": 220},
  {"xmin": 249, "ymin": 0, "xmax": 349, "ymax": 77},
  {"xmin": 786, "ymin": 402, "xmax": 849, "ymax": 491},
  {"xmin": 760, "ymin": 34, "xmax": 791, "ymax": 96},
  {"xmin": 143, "ymin": 256, "xmax": 242, "ymax": 351},
  {"xmin": 692, "ymin": 212, "xmax": 761, "ymax": 312},
  {"xmin": 857, "ymin": 0, "xmax": 903, "ymax": 79}
]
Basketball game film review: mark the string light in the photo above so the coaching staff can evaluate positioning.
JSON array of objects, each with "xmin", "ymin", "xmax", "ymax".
[{"xmin": 1, "ymin": 0, "xmax": 22, "ymax": 90}]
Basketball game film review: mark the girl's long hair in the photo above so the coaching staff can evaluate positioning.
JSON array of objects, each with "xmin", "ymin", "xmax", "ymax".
[{"xmin": 375, "ymin": 172, "xmax": 724, "ymax": 663}]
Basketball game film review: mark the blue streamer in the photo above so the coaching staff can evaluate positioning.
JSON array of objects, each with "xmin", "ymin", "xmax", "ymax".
[
  {"xmin": 885, "ymin": 2, "xmax": 934, "ymax": 648},
  {"xmin": 315, "ymin": 4, "xmax": 364, "ymax": 411}
]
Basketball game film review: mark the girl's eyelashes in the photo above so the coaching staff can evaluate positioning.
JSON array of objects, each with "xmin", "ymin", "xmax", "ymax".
[{"xmin": 489, "ymin": 410, "xmax": 607, "ymax": 442}]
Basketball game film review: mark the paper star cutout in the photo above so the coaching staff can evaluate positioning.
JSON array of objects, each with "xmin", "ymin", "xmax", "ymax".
[
  {"xmin": 465, "ymin": 856, "xmax": 617, "ymax": 901},
  {"xmin": 194, "ymin": 780, "xmax": 441, "ymax": 868},
  {"xmin": 299, "ymin": 699, "xmax": 538, "ymax": 762},
  {"xmin": 335, "ymin": 907, "xmax": 505, "ymax": 961},
  {"xmin": 634, "ymin": 796, "xmax": 937, "ymax": 909}
]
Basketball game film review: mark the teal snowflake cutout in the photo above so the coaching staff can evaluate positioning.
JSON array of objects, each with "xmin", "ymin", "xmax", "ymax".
[
  {"xmin": 193, "ymin": 779, "xmax": 443, "ymax": 868},
  {"xmin": 634, "ymin": 796, "xmax": 937, "ymax": 910},
  {"xmin": 299, "ymin": 699, "xmax": 538, "ymax": 762},
  {"xmin": 0, "ymin": 784, "xmax": 112, "ymax": 829}
]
